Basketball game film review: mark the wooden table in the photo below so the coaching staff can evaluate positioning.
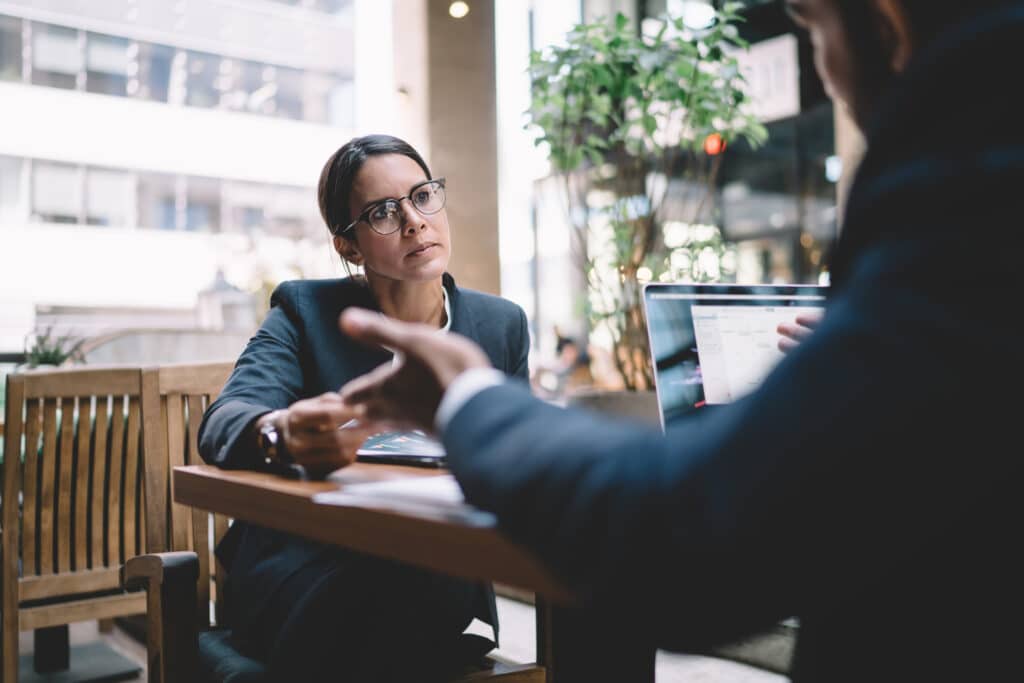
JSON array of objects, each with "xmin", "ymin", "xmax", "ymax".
[{"xmin": 173, "ymin": 464, "xmax": 655, "ymax": 681}]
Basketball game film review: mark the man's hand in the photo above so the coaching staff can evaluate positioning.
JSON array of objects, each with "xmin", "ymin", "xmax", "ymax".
[
  {"xmin": 258, "ymin": 393, "xmax": 377, "ymax": 478},
  {"xmin": 338, "ymin": 308, "xmax": 491, "ymax": 432},
  {"xmin": 777, "ymin": 310, "xmax": 825, "ymax": 353}
]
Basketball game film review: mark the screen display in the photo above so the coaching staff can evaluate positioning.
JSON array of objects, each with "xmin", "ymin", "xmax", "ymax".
[{"xmin": 645, "ymin": 284, "xmax": 827, "ymax": 427}]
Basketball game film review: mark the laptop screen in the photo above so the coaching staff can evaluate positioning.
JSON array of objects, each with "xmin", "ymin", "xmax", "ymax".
[{"xmin": 643, "ymin": 283, "xmax": 827, "ymax": 429}]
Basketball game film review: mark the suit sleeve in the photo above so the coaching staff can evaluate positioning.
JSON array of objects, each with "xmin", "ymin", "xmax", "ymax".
[
  {"xmin": 444, "ymin": 242, "xmax": 998, "ymax": 649},
  {"xmin": 198, "ymin": 286, "xmax": 306, "ymax": 469}
]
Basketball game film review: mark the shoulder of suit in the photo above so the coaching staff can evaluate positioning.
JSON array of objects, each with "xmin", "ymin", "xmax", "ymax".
[
  {"xmin": 270, "ymin": 277, "xmax": 368, "ymax": 309},
  {"xmin": 454, "ymin": 287, "xmax": 525, "ymax": 325}
]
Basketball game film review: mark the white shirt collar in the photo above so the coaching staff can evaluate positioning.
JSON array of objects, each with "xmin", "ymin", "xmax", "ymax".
[{"xmin": 439, "ymin": 285, "xmax": 452, "ymax": 333}]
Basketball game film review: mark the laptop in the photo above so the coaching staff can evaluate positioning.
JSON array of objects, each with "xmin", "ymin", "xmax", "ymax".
[{"xmin": 643, "ymin": 283, "xmax": 828, "ymax": 430}]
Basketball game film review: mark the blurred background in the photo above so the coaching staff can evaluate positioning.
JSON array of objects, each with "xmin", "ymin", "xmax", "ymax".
[{"xmin": 0, "ymin": 0, "xmax": 858, "ymax": 408}]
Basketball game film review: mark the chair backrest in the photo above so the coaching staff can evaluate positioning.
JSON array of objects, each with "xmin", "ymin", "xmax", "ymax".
[
  {"xmin": 2, "ymin": 366, "xmax": 147, "ymax": 606},
  {"xmin": 141, "ymin": 361, "xmax": 233, "ymax": 627}
]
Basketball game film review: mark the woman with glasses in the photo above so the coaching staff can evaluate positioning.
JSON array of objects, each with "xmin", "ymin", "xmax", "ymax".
[{"xmin": 197, "ymin": 134, "xmax": 529, "ymax": 681}]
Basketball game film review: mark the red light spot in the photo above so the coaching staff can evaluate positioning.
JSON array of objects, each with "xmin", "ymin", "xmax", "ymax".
[{"xmin": 704, "ymin": 133, "xmax": 726, "ymax": 156}]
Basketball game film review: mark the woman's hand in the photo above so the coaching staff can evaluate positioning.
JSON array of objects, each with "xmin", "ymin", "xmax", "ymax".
[
  {"xmin": 259, "ymin": 393, "xmax": 378, "ymax": 478},
  {"xmin": 777, "ymin": 310, "xmax": 825, "ymax": 353}
]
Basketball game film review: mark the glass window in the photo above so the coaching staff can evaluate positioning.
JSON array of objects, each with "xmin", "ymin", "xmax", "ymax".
[
  {"xmin": 265, "ymin": 186, "xmax": 317, "ymax": 239},
  {"xmin": 222, "ymin": 180, "xmax": 267, "ymax": 233},
  {"xmin": 85, "ymin": 32, "xmax": 130, "ymax": 96},
  {"xmin": 136, "ymin": 43, "xmax": 174, "ymax": 102},
  {"xmin": 0, "ymin": 15, "xmax": 22, "ymax": 82},
  {"xmin": 86, "ymin": 168, "xmax": 133, "ymax": 226},
  {"xmin": 300, "ymin": 72, "xmax": 330, "ymax": 124},
  {"xmin": 137, "ymin": 171, "xmax": 178, "ymax": 230},
  {"xmin": 327, "ymin": 78, "xmax": 355, "ymax": 128},
  {"xmin": 186, "ymin": 176, "xmax": 221, "ymax": 232},
  {"xmin": 32, "ymin": 23, "xmax": 81, "ymax": 90},
  {"xmin": 274, "ymin": 67, "xmax": 304, "ymax": 120},
  {"xmin": 0, "ymin": 154, "xmax": 24, "ymax": 222},
  {"xmin": 241, "ymin": 61, "xmax": 276, "ymax": 115},
  {"xmin": 33, "ymin": 162, "xmax": 81, "ymax": 224},
  {"xmin": 185, "ymin": 51, "xmax": 219, "ymax": 109}
]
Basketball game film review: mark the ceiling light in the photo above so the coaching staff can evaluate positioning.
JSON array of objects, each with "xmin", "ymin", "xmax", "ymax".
[{"xmin": 449, "ymin": 1, "xmax": 470, "ymax": 19}]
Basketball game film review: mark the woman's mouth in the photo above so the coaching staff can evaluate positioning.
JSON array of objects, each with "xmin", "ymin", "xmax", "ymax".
[{"xmin": 406, "ymin": 242, "xmax": 438, "ymax": 258}]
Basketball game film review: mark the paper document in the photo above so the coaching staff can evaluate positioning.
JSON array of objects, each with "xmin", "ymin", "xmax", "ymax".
[{"xmin": 313, "ymin": 474, "xmax": 496, "ymax": 527}]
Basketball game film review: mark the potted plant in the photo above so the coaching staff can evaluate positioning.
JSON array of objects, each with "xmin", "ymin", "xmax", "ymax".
[
  {"xmin": 527, "ymin": 3, "xmax": 767, "ymax": 391},
  {"xmin": 23, "ymin": 326, "xmax": 85, "ymax": 369}
]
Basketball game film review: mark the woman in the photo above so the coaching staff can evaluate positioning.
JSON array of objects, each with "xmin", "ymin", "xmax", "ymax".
[{"xmin": 198, "ymin": 134, "xmax": 529, "ymax": 681}]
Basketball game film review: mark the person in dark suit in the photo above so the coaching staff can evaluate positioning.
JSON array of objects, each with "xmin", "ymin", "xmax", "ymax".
[
  {"xmin": 337, "ymin": 2, "xmax": 1022, "ymax": 681},
  {"xmin": 197, "ymin": 134, "xmax": 529, "ymax": 681}
]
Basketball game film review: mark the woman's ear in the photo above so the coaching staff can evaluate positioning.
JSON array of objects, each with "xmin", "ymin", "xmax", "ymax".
[
  {"xmin": 333, "ymin": 235, "xmax": 364, "ymax": 266},
  {"xmin": 873, "ymin": 0, "xmax": 914, "ymax": 72}
]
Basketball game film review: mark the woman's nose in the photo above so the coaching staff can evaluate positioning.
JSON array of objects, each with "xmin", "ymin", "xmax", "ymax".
[{"xmin": 400, "ymin": 199, "xmax": 424, "ymax": 233}]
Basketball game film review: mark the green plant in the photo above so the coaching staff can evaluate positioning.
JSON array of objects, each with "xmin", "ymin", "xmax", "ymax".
[
  {"xmin": 24, "ymin": 326, "xmax": 85, "ymax": 368},
  {"xmin": 528, "ymin": 4, "xmax": 767, "ymax": 390}
]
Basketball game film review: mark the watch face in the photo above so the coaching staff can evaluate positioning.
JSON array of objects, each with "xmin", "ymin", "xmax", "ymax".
[{"xmin": 260, "ymin": 423, "xmax": 279, "ymax": 450}]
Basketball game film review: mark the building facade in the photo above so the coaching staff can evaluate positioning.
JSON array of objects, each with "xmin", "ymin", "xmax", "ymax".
[{"xmin": 0, "ymin": 0, "xmax": 357, "ymax": 354}]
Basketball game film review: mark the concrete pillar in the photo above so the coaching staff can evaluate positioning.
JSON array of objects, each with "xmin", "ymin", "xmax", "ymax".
[
  {"xmin": 423, "ymin": 0, "xmax": 500, "ymax": 294},
  {"xmin": 392, "ymin": 0, "xmax": 430, "ymax": 158}
]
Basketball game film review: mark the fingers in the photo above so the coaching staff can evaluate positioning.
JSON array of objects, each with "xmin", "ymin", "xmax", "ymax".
[
  {"xmin": 290, "ymin": 422, "xmax": 381, "ymax": 474},
  {"xmin": 776, "ymin": 321, "xmax": 813, "ymax": 342},
  {"xmin": 778, "ymin": 336, "xmax": 800, "ymax": 354},
  {"xmin": 795, "ymin": 310, "xmax": 824, "ymax": 328},
  {"xmin": 338, "ymin": 360, "xmax": 400, "ymax": 406},
  {"xmin": 287, "ymin": 393, "xmax": 358, "ymax": 433}
]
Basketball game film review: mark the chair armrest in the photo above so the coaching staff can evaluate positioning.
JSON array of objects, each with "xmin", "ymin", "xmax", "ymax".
[
  {"xmin": 122, "ymin": 551, "xmax": 199, "ymax": 592},
  {"xmin": 121, "ymin": 552, "xmax": 200, "ymax": 683}
]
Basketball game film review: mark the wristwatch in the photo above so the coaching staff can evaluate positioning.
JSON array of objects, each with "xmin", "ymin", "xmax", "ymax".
[{"xmin": 258, "ymin": 413, "xmax": 293, "ymax": 466}]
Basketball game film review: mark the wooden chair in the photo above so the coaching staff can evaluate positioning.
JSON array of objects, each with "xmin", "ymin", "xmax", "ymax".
[
  {"xmin": 123, "ymin": 361, "xmax": 543, "ymax": 683},
  {"xmin": 2, "ymin": 366, "xmax": 149, "ymax": 682}
]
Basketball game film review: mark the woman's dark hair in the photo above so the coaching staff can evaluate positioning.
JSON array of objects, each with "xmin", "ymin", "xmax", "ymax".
[
  {"xmin": 317, "ymin": 134, "xmax": 432, "ymax": 240},
  {"xmin": 834, "ymin": 0, "xmax": 1016, "ymax": 122}
]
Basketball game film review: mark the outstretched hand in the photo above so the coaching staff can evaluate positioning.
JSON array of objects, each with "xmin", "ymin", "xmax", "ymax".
[
  {"xmin": 338, "ymin": 308, "xmax": 492, "ymax": 432},
  {"xmin": 777, "ymin": 310, "xmax": 825, "ymax": 353}
]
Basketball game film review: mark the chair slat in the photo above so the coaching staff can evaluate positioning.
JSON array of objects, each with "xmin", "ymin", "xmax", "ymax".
[
  {"xmin": 186, "ymin": 395, "xmax": 204, "ymax": 467},
  {"xmin": 57, "ymin": 398, "xmax": 76, "ymax": 572},
  {"xmin": 191, "ymin": 506, "xmax": 211, "ymax": 624},
  {"xmin": 213, "ymin": 514, "xmax": 230, "ymax": 626},
  {"xmin": 107, "ymin": 396, "xmax": 125, "ymax": 567},
  {"xmin": 22, "ymin": 399, "xmax": 41, "ymax": 576},
  {"xmin": 91, "ymin": 398, "xmax": 110, "ymax": 568},
  {"xmin": 140, "ymin": 368, "xmax": 168, "ymax": 553},
  {"xmin": 39, "ymin": 398, "xmax": 58, "ymax": 575},
  {"xmin": 166, "ymin": 394, "xmax": 192, "ymax": 551},
  {"xmin": 74, "ymin": 396, "xmax": 92, "ymax": 571},
  {"xmin": 123, "ymin": 397, "xmax": 141, "ymax": 560},
  {"xmin": 3, "ymin": 376, "xmax": 26, "ymax": 682}
]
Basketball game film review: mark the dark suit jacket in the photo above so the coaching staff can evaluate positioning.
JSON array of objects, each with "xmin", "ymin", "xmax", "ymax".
[
  {"xmin": 198, "ymin": 273, "xmax": 529, "ymax": 638},
  {"xmin": 442, "ymin": 7, "xmax": 1022, "ymax": 682}
]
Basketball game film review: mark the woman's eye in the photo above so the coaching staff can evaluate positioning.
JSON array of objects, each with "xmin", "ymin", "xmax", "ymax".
[
  {"xmin": 371, "ymin": 202, "xmax": 398, "ymax": 220},
  {"xmin": 413, "ymin": 190, "xmax": 431, "ymax": 204}
]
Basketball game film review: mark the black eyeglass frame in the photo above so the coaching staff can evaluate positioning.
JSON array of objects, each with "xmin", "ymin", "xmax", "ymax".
[{"xmin": 337, "ymin": 177, "xmax": 447, "ymax": 236}]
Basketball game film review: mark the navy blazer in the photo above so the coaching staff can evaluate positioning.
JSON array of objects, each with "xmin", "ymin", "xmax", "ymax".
[
  {"xmin": 198, "ymin": 273, "xmax": 529, "ymax": 637},
  {"xmin": 441, "ymin": 6, "xmax": 1022, "ymax": 682}
]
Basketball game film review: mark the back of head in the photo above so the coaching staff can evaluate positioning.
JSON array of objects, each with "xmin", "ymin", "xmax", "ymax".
[
  {"xmin": 894, "ymin": 0, "xmax": 1020, "ymax": 45},
  {"xmin": 834, "ymin": 0, "xmax": 1020, "ymax": 130}
]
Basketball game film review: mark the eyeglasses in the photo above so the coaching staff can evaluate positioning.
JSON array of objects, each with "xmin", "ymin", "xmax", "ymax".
[{"xmin": 340, "ymin": 178, "xmax": 447, "ymax": 236}]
